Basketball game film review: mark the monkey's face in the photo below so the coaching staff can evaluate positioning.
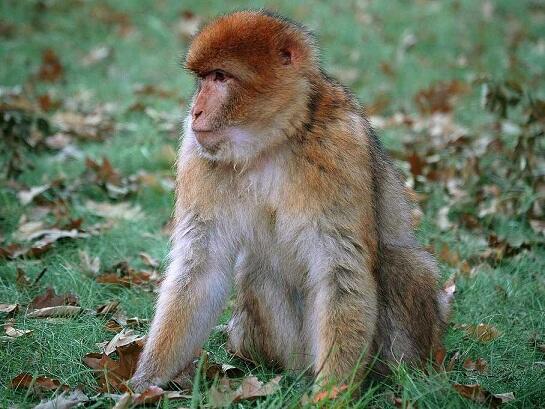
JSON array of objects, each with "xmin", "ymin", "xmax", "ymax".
[
  {"xmin": 187, "ymin": 67, "xmax": 306, "ymax": 164},
  {"xmin": 183, "ymin": 11, "xmax": 318, "ymax": 164}
]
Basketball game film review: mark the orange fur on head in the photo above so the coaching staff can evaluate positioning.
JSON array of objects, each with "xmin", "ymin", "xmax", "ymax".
[{"xmin": 185, "ymin": 11, "xmax": 318, "ymax": 86}]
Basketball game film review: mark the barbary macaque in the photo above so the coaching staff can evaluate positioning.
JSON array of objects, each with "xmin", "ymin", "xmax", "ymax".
[{"xmin": 131, "ymin": 10, "xmax": 449, "ymax": 391}]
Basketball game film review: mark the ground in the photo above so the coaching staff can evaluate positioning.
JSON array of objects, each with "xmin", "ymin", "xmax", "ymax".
[{"xmin": 1, "ymin": 1, "xmax": 544, "ymax": 408}]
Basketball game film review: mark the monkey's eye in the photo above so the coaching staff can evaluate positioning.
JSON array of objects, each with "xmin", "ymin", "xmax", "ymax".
[{"xmin": 212, "ymin": 70, "xmax": 227, "ymax": 82}]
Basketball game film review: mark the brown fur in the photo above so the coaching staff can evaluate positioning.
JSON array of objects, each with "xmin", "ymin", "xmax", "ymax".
[{"xmin": 131, "ymin": 10, "xmax": 448, "ymax": 392}]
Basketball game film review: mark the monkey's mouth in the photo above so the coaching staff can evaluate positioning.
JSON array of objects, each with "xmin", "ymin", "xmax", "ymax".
[{"xmin": 194, "ymin": 130, "xmax": 223, "ymax": 154}]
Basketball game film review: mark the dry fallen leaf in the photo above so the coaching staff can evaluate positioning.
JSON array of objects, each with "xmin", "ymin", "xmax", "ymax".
[
  {"xmin": 17, "ymin": 184, "xmax": 50, "ymax": 205},
  {"xmin": 11, "ymin": 373, "xmax": 69, "ymax": 395},
  {"xmin": 82, "ymin": 45, "xmax": 113, "ymax": 66},
  {"xmin": 414, "ymin": 80, "xmax": 470, "ymax": 114},
  {"xmin": 0, "ymin": 303, "xmax": 19, "ymax": 317},
  {"xmin": 460, "ymin": 323, "xmax": 501, "ymax": 342},
  {"xmin": 13, "ymin": 220, "xmax": 46, "ymax": 242},
  {"xmin": 453, "ymin": 383, "xmax": 514, "ymax": 407},
  {"xmin": 529, "ymin": 219, "xmax": 545, "ymax": 236},
  {"xmin": 4, "ymin": 322, "xmax": 32, "ymax": 338},
  {"xmin": 16, "ymin": 267, "xmax": 32, "ymax": 287},
  {"xmin": 96, "ymin": 301, "xmax": 120, "ymax": 316},
  {"xmin": 83, "ymin": 337, "xmax": 144, "ymax": 392},
  {"xmin": 139, "ymin": 252, "xmax": 159, "ymax": 268},
  {"xmin": 313, "ymin": 384, "xmax": 349, "ymax": 403},
  {"xmin": 439, "ymin": 245, "xmax": 460, "ymax": 266},
  {"xmin": 96, "ymin": 261, "xmax": 153, "ymax": 287},
  {"xmin": 29, "ymin": 287, "xmax": 79, "ymax": 309},
  {"xmin": 53, "ymin": 110, "xmax": 114, "ymax": 141},
  {"xmin": 175, "ymin": 10, "xmax": 202, "ymax": 40},
  {"xmin": 209, "ymin": 377, "xmax": 237, "ymax": 408},
  {"xmin": 26, "ymin": 306, "xmax": 82, "ymax": 318},
  {"xmin": 86, "ymin": 200, "xmax": 144, "ymax": 220},
  {"xmin": 100, "ymin": 329, "xmax": 144, "ymax": 356},
  {"xmin": 209, "ymin": 375, "xmax": 282, "ymax": 407},
  {"xmin": 38, "ymin": 49, "xmax": 64, "ymax": 82},
  {"xmin": 79, "ymin": 249, "xmax": 101, "ymax": 276},
  {"xmin": 34, "ymin": 389, "xmax": 89, "ymax": 409},
  {"xmin": 111, "ymin": 387, "xmax": 187, "ymax": 408},
  {"xmin": 463, "ymin": 357, "xmax": 488, "ymax": 373}
]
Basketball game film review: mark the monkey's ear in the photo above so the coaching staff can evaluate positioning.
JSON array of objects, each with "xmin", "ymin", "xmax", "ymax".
[
  {"xmin": 279, "ymin": 42, "xmax": 307, "ymax": 67},
  {"xmin": 280, "ymin": 48, "xmax": 292, "ymax": 65}
]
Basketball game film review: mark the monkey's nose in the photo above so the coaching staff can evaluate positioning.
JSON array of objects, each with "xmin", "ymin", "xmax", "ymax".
[{"xmin": 193, "ymin": 110, "xmax": 203, "ymax": 120}]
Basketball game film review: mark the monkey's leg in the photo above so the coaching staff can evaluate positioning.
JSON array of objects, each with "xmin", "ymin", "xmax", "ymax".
[
  {"xmin": 374, "ymin": 245, "xmax": 443, "ymax": 368},
  {"xmin": 227, "ymin": 253, "xmax": 308, "ymax": 371},
  {"xmin": 307, "ymin": 262, "xmax": 378, "ymax": 384},
  {"xmin": 131, "ymin": 215, "xmax": 233, "ymax": 390}
]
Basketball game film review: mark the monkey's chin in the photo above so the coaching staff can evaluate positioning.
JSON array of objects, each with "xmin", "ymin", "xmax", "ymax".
[{"xmin": 189, "ymin": 127, "xmax": 254, "ymax": 164}]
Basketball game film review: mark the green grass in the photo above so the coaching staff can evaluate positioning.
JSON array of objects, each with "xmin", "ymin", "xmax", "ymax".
[{"xmin": 1, "ymin": 0, "xmax": 544, "ymax": 407}]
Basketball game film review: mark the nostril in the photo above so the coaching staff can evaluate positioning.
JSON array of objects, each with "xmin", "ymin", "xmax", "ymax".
[{"xmin": 193, "ymin": 110, "xmax": 203, "ymax": 120}]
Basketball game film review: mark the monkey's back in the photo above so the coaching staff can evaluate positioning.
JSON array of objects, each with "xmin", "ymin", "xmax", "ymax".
[{"xmin": 304, "ymin": 75, "xmax": 446, "ymax": 370}]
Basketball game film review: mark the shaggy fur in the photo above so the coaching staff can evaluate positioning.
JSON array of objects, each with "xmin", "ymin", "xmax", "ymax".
[{"xmin": 132, "ymin": 10, "xmax": 448, "ymax": 390}]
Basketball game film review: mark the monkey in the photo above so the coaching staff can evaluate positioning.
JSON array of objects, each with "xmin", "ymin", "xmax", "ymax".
[{"xmin": 131, "ymin": 10, "xmax": 450, "ymax": 391}]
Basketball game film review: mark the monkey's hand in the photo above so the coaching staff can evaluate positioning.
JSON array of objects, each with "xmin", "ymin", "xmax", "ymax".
[{"xmin": 128, "ymin": 373, "xmax": 154, "ymax": 393}]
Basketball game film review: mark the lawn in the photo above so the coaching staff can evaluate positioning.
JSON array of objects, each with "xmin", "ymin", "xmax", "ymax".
[{"xmin": 1, "ymin": 0, "xmax": 544, "ymax": 408}]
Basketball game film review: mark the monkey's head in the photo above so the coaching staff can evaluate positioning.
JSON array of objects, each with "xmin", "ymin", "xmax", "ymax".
[{"xmin": 184, "ymin": 10, "xmax": 319, "ymax": 163}]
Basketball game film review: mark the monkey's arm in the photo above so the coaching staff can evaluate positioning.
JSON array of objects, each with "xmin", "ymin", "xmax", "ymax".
[
  {"xmin": 131, "ymin": 214, "xmax": 232, "ymax": 390},
  {"xmin": 307, "ymin": 230, "xmax": 378, "ymax": 383}
]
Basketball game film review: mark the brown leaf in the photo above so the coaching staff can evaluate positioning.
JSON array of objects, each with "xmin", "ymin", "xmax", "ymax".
[
  {"xmin": 86, "ymin": 200, "xmax": 143, "ymax": 220},
  {"xmin": 45, "ymin": 133, "xmax": 72, "ymax": 149},
  {"xmin": 14, "ymin": 220, "xmax": 46, "ymax": 242},
  {"xmin": 79, "ymin": 249, "xmax": 101, "ymax": 276},
  {"xmin": 0, "ymin": 303, "xmax": 19, "ymax": 317},
  {"xmin": 175, "ymin": 10, "xmax": 201, "ymax": 40},
  {"xmin": 16, "ymin": 267, "xmax": 32, "ymax": 287},
  {"xmin": 37, "ymin": 93, "xmax": 61, "ymax": 113},
  {"xmin": 33, "ymin": 389, "xmax": 89, "ymax": 409},
  {"xmin": 82, "ymin": 45, "xmax": 113, "ymax": 66},
  {"xmin": 446, "ymin": 351, "xmax": 461, "ymax": 372},
  {"xmin": 11, "ymin": 373, "xmax": 69, "ymax": 394},
  {"xmin": 406, "ymin": 151, "xmax": 426, "ymax": 178},
  {"xmin": 85, "ymin": 156, "xmax": 122, "ymax": 186},
  {"xmin": 132, "ymin": 385, "xmax": 165, "ymax": 405},
  {"xmin": 460, "ymin": 323, "xmax": 501, "ymax": 342},
  {"xmin": 53, "ymin": 110, "xmax": 114, "ymax": 141},
  {"xmin": 236, "ymin": 376, "xmax": 282, "ymax": 401},
  {"xmin": 29, "ymin": 287, "xmax": 79, "ymax": 309},
  {"xmin": 414, "ymin": 80, "xmax": 469, "ymax": 114},
  {"xmin": 96, "ymin": 261, "xmax": 153, "ymax": 287},
  {"xmin": 139, "ymin": 252, "xmax": 159, "ymax": 268},
  {"xmin": 38, "ymin": 49, "xmax": 64, "ymax": 82},
  {"xmin": 205, "ymin": 361, "xmax": 244, "ymax": 380},
  {"xmin": 134, "ymin": 84, "xmax": 176, "ymax": 99},
  {"xmin": 83, "ymin": 337, "xmax": 144, "ymax": 392},
  {"xmin": 91, "ymin": 5, "xmax": 134, "ymax": 37},
  {"xmin": 23, "ymin": 228, "xmax": 89, "ymax": 253},
  {"xmin": 17, "ymin": 184, "xmax": 50, "ymax": 205},
  {"xmin": 209, "ymin": 377, "xmax": 237, "ymax": 408},
  {"xmin": 313, "ymin": 384, "xmax": 349, "ymax": 403},
  {"xmin": 433, "ymin": 345, "xmax": 447, "ymax": 368},
  {"xmin": 26, "ymin": 306, "xmax": 82, "ymax": 318},
  {"xmin": 530, "ymin": 219, "xmax": 545, "ymax": 236},
  {"xmin": 463, "ymin": 357, "xmax": 488, "ymax": 373},
  {"xmin": 101, "ymin": 329, "xmax": 144, "ymax": 356},
  {"xmin": 4, "ymin": 322, "xmax": 32, "ymax": 338},
  {"xmin": 209, "ymin": 376, "xmax": 282, "ymax": 408},
  {"xmin": 439, "ymin": 245, "xmax": 460, "ymax": 266},
  {"xmin": 96, "ymin": 301, "xmax": 120, "ymax": 316},
  {"xmin": 453, "ymin": 383, "xmax": 514, "ymax": 407}
]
